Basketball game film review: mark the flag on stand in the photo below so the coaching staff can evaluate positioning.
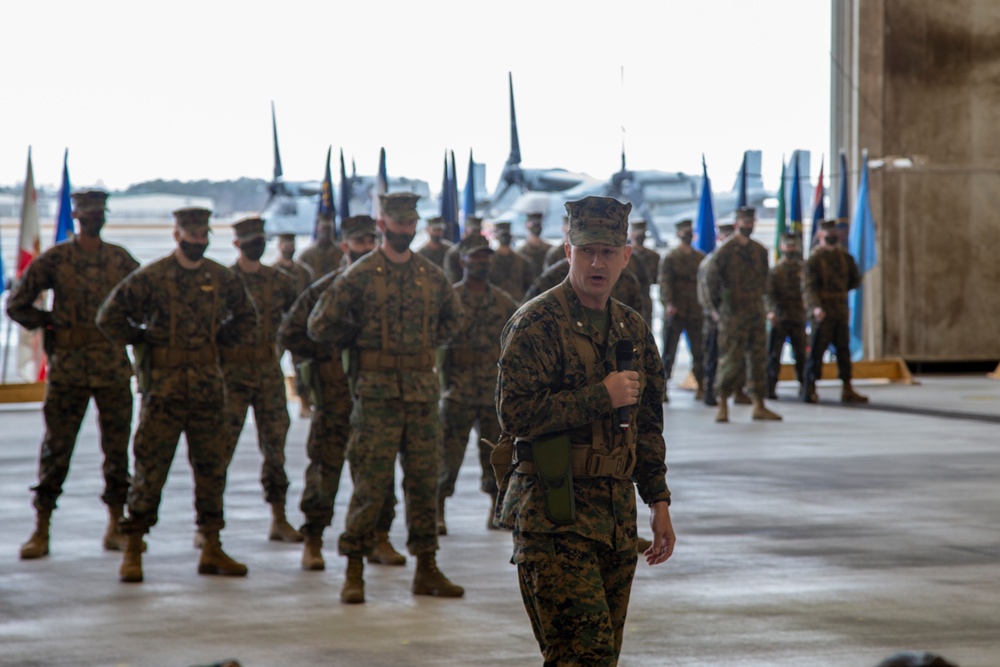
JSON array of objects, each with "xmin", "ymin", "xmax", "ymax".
[
  {"xmin": 371, "ymin": 147, "xmax": 388, "ymax": 219},
  {"xmin": 462, "ymin": 149, "xmax": 476, "ymax": 227},
  {"xmin": 316, "ymin": 146, "xmax": 335, "ymax": 239},
  {"xmin": 693, "ymin": 155, "xmax": 716, "ymax": 255},
  {"xmin": 440, "ymin": 151, "xmax": 457, "ymax": 241},
  {"xmin": 848, "ymin": 150, "xmax": 877, "ymax": 361},
  {"xmin": 449, "ymin": 150, "xmax": 459, "ymax": 236},
  {"xmin": 789, "ymin": 151, "xmax": 803, "ymax": 238},
  {"xmin": 338, "ymin": 149, "xmax": 351, "ymax": 222},
  {"xmin": 15, "ymin": 148, "xmax": 44, "ymax": 382},
  {"xmin": 836, "ymin": 149, "xmax": 850, "ymax": 241},
  {"xmin": 736, "ymin": 151, "xmax": 748, "ymax": 208},
  {"xmin": 809, "ymin": 156, "xmax": 825, "ymax": 249},
  {"xmin": 54, "ymin": 149, "xmax": 74, "ymax": 244},
  {"xmin": 774, "ymin": 156, "xmax": 787, "ymax": 261}
]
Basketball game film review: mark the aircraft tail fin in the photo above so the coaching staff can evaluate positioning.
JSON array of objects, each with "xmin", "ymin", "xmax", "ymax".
[{"xmin": 732, "ymin": 150, "xmax": 762, "ymax": 193}]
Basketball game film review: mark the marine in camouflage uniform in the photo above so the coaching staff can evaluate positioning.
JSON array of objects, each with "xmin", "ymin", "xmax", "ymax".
[
  {"xmin": 438, "ymin": 235, "xmax": 517, "ymax": 534},
  {"xmin": 696, "ymin": 223, "xmax": 738, "ymax": 407},
  {"xmin": 628, "ymin": 220, "xmax": 661, "ymax": 327},
  {"xmin": 801, "ymin": 219, "xmax": 869, "ymax": 404},
  {"xmin": 496, "ymin": 196, "xmax": 675, "ymax": 667},
  {"xmin": 308, "ymin": 192, "xmax": 466, "ymax": 604},
  {"xmin": 488, "ymin": 221, "xmax": 535, "ymax": 302},
  {"xmin": 658, "ymin": 219, "xmax": 705, "ymax": 401},
  {"xmin": 222, "ymin": 217, "xmax": 300, "ymax": 544},
  {"xmin": 6, "ymin": 190, "xmax": 139, "ymax": 560},
  {"xmin": 765, "ymin": 233, "xmax": 807, "ymax": 399},
  {"xmin": 414, "ymin": 216, "xmax": 454, "ymax": 268},
  {"xmin": 443, "ymin": 215, "xmax": 484, "ymax": 284},
  {"xmin": 298, "ymin": 212, "xmax": 345, "ymax": 277},
  {"xmin": 542, "ymin": 216, "xmax": 571, "ymax": 268},
  {"xmin": 522, "ymin": 257, "xmax": 644, "ymax": 314},
  {"xmin": 272, "ymin": 233, "xmax": 315, "ymax": 418},
  {"xmin": 277, "ymin": 215, "xmax": 400, "ymax": 571},
  {"xmin": 516, "ymin": 211, "xmax": 553, "ymax": 278},
  {"xmin": 706, "ymin": 207, "xmax": 781, "ymax": 423},
  {"xmin": 96, "ymin": 207, "xmax": 257, "ymax": 582}
]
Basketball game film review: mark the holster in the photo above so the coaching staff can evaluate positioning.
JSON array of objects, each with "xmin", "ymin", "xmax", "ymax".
[
  {"xmin": 527, "ymin": 433, "xmax": 575, "ymax": 525},
  {"xmin": 133, "ymin": 342, "xmax": 151, "ymax": 394},
  {"xmin": 342, "ymin": 348, "xmax": 358, "ymax": 397},
  {"xmin": 297, "ymin": 359, "xmax": 321, "ymax": 407}
]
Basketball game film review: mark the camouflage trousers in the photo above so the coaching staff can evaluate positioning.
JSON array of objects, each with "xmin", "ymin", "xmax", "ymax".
[
  {"xmin": 661, "ymin": 314, "xmax": 704, "ymax": 381},
  {"xmin": 805, "ymin": 317, "xmax": 853, "ymax": 384},
  {"xmin": 338, "ymin": 397, "xmax": 439, "ymax": 558},
  {"xmin": 516, "ymin": 531, "xmax": 637, "ymax": 666},
  {"xmin": 298, "ymin": 381, "xmax": 395, "ymax": 537},
  {"xmin": 438, "ymin": 399, "xmax": 500, "ymax": 499},
  {"xmin": 120, "ymin": 395, "xmax": 228, "ymax": 535},
  {"xmin": 223, "ymin": 373, "xmax": 291, "ymax": 505},
  {"xmin": 767, "ymin": 319, "xmax": 807, "ymax": 391},
  {"xmin": 717, "ymin": 313, "xmax": 767, "ymax": 398},
  {"xmin": 32, "ymin": 381, "xmax": 133, "ymax": 512}
]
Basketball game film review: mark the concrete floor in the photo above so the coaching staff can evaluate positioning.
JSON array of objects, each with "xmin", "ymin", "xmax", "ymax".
[{"xmin": 1, "ymin": 374, "xmax": 998, "ymax": 667}]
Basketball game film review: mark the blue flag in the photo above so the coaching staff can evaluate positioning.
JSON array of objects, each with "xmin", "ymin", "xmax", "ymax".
[
  {"xmin": 440, "ymin": 151, "xmax": 457, "ymax": 241},
  {"xmin": 693, "ymin": 156, "xmax": 716, "ymax": 255},
  {"xmin": 371, "ymin": 147, "xmax": 388, "ymax": 219},
  {"xmin": 55, "ymin": 149, "xmax": 74, "ymax": 244},
  {"xmin": 449, "ymin": 150, "xmax": 459, "ymax": 238},
  {"xmin": 848, "ymin": 150, "xmax": 877, "ymax": 361},
  {"xmin": 316, "ymin": 146, "xmax": 335, "ymax": 239},
  {"xmin": 789, "ymin": 151, "xmax": 803, "ymax": 238},
  {"xmin": 462, "ymin": 149, "xmax": 476, "ymax": 225},
  {"xmin": 736, "ymin": 151, "xmax": 748, "ymax": 208},
  {"xmin": 338, "ymin": 148, "xmax": 351, "ymax": 222},
  {"xmin": 809, "ymin": 156, "xmax": 825, "ymax": 249}
]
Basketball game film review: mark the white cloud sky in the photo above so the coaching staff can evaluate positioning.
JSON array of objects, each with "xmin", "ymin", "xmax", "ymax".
[{"xmin": 1, "ymin": 0, "xmax": 832, "ymax": 193}]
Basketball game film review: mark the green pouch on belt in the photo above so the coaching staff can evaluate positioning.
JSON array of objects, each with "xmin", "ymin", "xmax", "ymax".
[
  {"xmin": 531, "ymin": 432, "xmax": 575, "ymax": 525},
  {"xmin": 296, "ymin": 359, "xmax": 321, "ymax": 407}
]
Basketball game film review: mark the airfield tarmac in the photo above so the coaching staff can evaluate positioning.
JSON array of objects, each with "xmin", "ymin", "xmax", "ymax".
[{"xmin": 0, "ymin": 373, "xmax": 998, "ymax": 666}]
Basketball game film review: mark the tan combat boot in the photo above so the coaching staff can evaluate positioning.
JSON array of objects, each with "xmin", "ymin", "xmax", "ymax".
[
  {"xmin": 198, "ymin": 532, "xmax": 248, "ymax": 577},
  {"xmin": 801, "ymin": 382, "xmax": 818, "ymax": 404},
  {"xmin": 368, "ymin": 531, "xmax": 406, "ymax": 565},
  {"xmin": 841, "ymin": 381, "xmax": 869, "ymax": 404},
  {"xmin": 412, "ymin": 552, "xmax": 464, "ymax": 598},
  {"xmin": 751, "ymin": 397, "xmax": 783, "ymax": 421},
  {"xmin": 268, "ymin": 503, "xmax": 303, "ymax": 543},
  {"xmin": 193, "ymin": 530, "xmax": 206, "ymax": 549},
  {"xmin": 301, "ymin": 535, "xmax": 325, "ymax": 571},
  {"xmin": 119, "ymin": 534, "xmax": 145, "ymax": 583},
  {"xmin": 340, "ymin": 557, "xmax": 365, "ymax": 604},
  {"xmin": 715, "ymin": 393, "xmax": 730, "ymax": 423},
  {"xmin": 436, "ymin": 497, "xmax": 447, "ymax": 536},
  {"xmin": 733, "ymin": 388, "xmax": 752, "ymax": 405},
  {"xmin": 103, "ymin": 505, "xmax": 125, "ymax": 551},
  {"xmin": 20, "ymin": 508, "xmax": 51, "ymax": 560}
]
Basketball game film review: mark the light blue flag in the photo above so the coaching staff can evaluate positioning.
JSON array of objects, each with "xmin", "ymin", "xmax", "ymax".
[
  {"xmin": 848, "ymin": 150, "xmax": 877, "ymax": 360},
  {"xmin": 54, "ymin": 149, "xmax": 74, "ymax": 244},
  {"xmin": 693, "ymin": 155, "xmax": 716, "ymax": 255},
  {"xmin": 462, "ymin": 149, "xmax": 476, "ymax": 224}
]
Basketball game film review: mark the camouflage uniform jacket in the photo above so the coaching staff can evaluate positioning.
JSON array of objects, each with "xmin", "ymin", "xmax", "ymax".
[
  {"xmin": 658, "ymin": 244, "xmax": 705, "ymax": 320},
  {"xmin": 706, "ymin": 237, "xmax": 769, "ymax": 319},
  {"xmin": 496, "ymin": 280, "xmax": 670, "ymax": 550},
  {"xmin": 765, "ymin": 257, "xmax": 806, "ymax": 322},
  {"xmin": 223, "ymin": 263, "xmax": 297, "ymax": 386},
  {"xmin": 441, "ymin": 283, "xmax": 517, "ymax": 405},
  {"xmin": 308, "ymin": 249, "xmax": 464, "ymax": 403},
  {"xmin": 517, "ymin": 239, "xmax": 554, "ymax": 278},
  {"xmin": 272, "ymin": 258, "xmax": 314, "ymax": 295},
  {"xmin": 298, "ymin": 242, "xmax": 344, "ymax": 278},
  {"xmin": 415, "ymin": 239, "xmax": 453, "ymax": 268},
  {"xmin": 696, "ymin": 250, "xmax": 717, "ymax": 314},
  {"xmin": 522, "ymin": 260, "xmax": 644, "ymax": 314},
  {"xmin": 96, "ymin": 254, "xmax": 258, "ymax": 400},
  {"xmin": 631, "ymin": 244, "xmax": 661, "ymax": 296},
  {"xmin": 277, "ymin": 270, "xmax": 341, "ymax": 362},
  {"xmin": 6, "ymin": 239, "xmax": 139, "ymax": 387},
  {"xmin": 489, "ymin": 250, "xmax": 535, "ymax": 302},
  {"xmin": 803, "ymin": 246, "xmax": 861, "ymax": 322},
  {"xmin": 543, "ymin": 241, "xmax": 567, "ymax": 268},
  {"xmin": 443, "ymin": 241, "xmax": 467, "ymax": 284}
]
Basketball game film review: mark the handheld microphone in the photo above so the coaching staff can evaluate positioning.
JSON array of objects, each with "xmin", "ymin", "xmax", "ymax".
[{"xmin": 615, "ymin": 339, "xmax": 633, "ymax": 430}]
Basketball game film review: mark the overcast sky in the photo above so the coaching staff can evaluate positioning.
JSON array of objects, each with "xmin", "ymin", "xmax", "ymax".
[{"xmin": 2, "ymin": 0, "xmax": 832, "ymax": 194}]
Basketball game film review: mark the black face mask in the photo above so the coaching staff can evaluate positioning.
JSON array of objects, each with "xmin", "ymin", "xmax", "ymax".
[
  {"xmin": 179, "ymin": 240, "xmax": 208, "ymax": 262},
  {"xmin": 348, "ymin": 249, "xmax": 370, "ymax": 263},
  {"xmin": 466, "ymin": 263, "xmax": 490, "ymax": 280},
  {"xmin": 280, "ymin": 248, "xmax": 294, "ymax": 260},
  {"xmin": 497, "ymin": 232, "xmax": 513, "ymax": 246},
  {"xmin": 825, "ymin": 234, "xmax": 839, "ymax": 245},
  {"xmin": 78, "ymin": 219, "xmax": 105, "ymax": 237},
  {"xmin": 383, "ymin": 229, "xmax": 415, "ymax": 253},
  {"xmin": 783, "ymin": 251, "xmax": 802, "ymax": 260},
  {"xmin": 241, "ymin": 240, "xmax": 266, "ymax": 261},
  {"xmin": 679, "ymin": 232, "xmax": 693, "ymax": 244},
  {"xmin": 527, "ymin": 223, "xmax": 542, "ymax": 236},
  {"xmin": 738, "ymin": 226, "xmax": 754, "ymax": 237}
]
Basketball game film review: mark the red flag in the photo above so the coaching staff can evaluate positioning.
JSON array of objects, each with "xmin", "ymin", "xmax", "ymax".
[{"xmin": 15, "ymin": 148, "xmax": 44, "ymax": 382}]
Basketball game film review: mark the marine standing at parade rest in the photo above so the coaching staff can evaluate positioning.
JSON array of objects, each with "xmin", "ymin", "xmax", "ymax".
[
  {"xmin": 765, "ymin": 233, "xmax": 807, "ymax": 399},
  {"xmin": 298, "ymin": 211, "xmax": 344, "ymax": 277},
  {"xmin": 414, "ymin": 216, "xmax": 454, "ymax": 268},
  {"xmin": 517, "ymin": 211, "xmax": 553, "ymax": 278},
  {"xmin": 96, "ymin": 207, "xmax": 258, "ymax": 583},
  {"xmin": 443, "ymin": 215, "xmax": 484, "ymax": 284},
  {"xmin": 437, "ymin": 234, "xmax": 518, "ymax": 534},
  {"xmin": 696, "ymin": 223, "xmax": 736, "ymax": 407},
  {"xmin": 277, "ymin": 214, "xmax": 403, "ymax": 571},
  {"xmin": 495, "ymin": 196, "xmax": 675, "ymax": 666},
  {"xmin": 628, "ymin": 219, "xmax": 661, "ymax": 327},
  {"xmin": 801, "ymin": 219, "xmax": 869, "ymax": 404},
  {"xmin": 7, "ymin": 190, "xmax": 139, "ymax": 560},
  {"xmin": 272, "ymin": 233, "xmax": 316, "ymax": 418},
  {"xmin": 488, "ymin": 220, "xmax": 535, "ymax": 302},
  {"xmin": 221, "ymin": 217, "xmax": 301, "ymax": 544},
  {"xmin": 658, "ymin": 219, "xmax": 705, "ymax": 402},
  {"xmin": 706, "ymin": 207, "xmax": 782, "ymax": 423},
  {"xmin": 308, "ymin": 192, "xmax": 466, "ymax": 604}
]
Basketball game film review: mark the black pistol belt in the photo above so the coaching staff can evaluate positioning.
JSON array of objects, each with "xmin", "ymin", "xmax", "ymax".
[
  {"xmin": 53, "ymin": 327, "xmax": 108, "ymax": 348},
  {"xmin": 448, "ymin": 349, "xmax": 496, "ymax": 367},
  {"xmin": 357, "ymin": 349, "xmax": 434, "ymax": 371},
  {"xmin": 150, "ymin": 346, "xmax": 216, "ymax": 368},
  {"xmin": 220, "ymin": 343, "xmax": 276, "ymax": 364},
  {"xmin": 515, "ymin": 441, "xmax": 635, "ymax": 480}
]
